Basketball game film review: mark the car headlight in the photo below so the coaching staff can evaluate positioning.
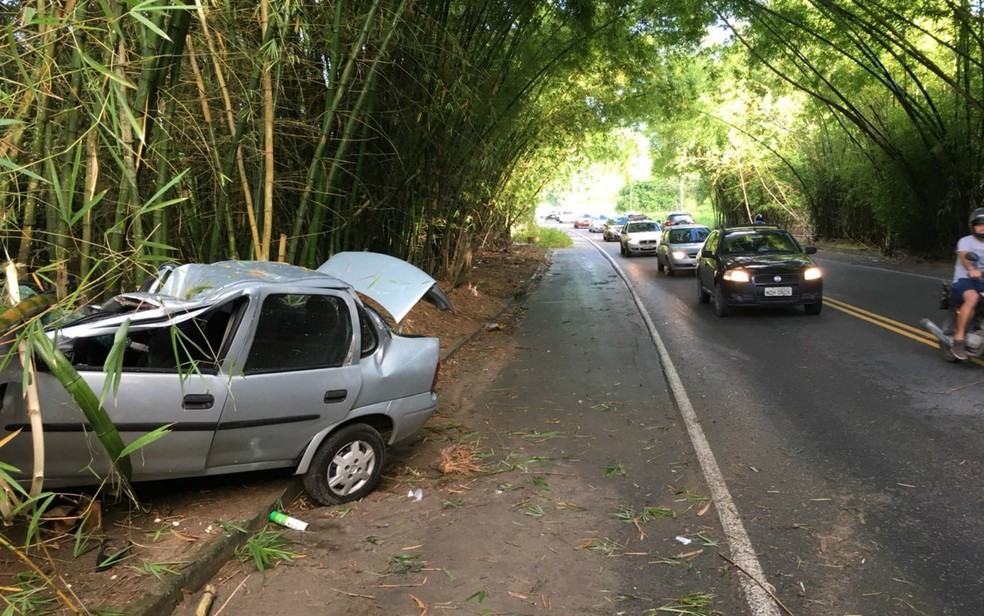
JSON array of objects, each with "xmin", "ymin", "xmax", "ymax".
[
  {"xmin": 804, "ymin": 266, "xmax": 822, "ymax": 281},
  {"xmin": 723, "ymin": 269, "xmax": 750, "ymax": 282},
  {"xmin": 672, "ymin": 250, "xmax": 687, "ymax": 259}
]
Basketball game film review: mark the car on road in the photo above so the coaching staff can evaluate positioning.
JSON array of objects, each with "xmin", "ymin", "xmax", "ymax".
[
  {"xmin": 544, "ymin": 212, "xmax": 560, "ymax": 222},
  {"xmin": 574, "ymin": 214, "xmax": 592, "ymax": 229},
  {"xmin": 619, "ymin": 220, "xmax": 662, "ymax": 257},
  {"xmin": 0, "ymin": 253, "xmax": 452, "ymax": 506},
  {"xmin": 657, "ymin": 224, "xmax": 711, "ymax": 276},
  {"xmin": 695, "ymin": 225, "xmax": 823, "ymax": 316},
  {"xmin": 603, "ymin": 216, "xmax": 628, "ymax": 242},
  {"xmin": 663, "ymin": 211, "xmax": 695, "ymax": 227},
  {"xmin": 558, "ymin": 211, "xmax": 576, "ymax": 224},
  {"xmin": 588, "ymin": 215, "xmax": 608, "ymax": 233}
]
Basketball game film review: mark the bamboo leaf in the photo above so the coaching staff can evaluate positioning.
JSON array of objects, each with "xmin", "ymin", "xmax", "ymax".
[
  {"xmin": 78, "ymin": 50, "xmax": 137, "ymax": 90},
  {"xmin": 69, "ymin": 190, "xmax": 109, "ymax": 226},
  {"xmin": 118, "ymin": 424, "xmax": 172, "ymax": 458},
  {"xmin": 100, "ymin": 319, "xmax": 130, "ymax": 404},
  {"xmin": 0, "ymin": 157, "xmax": 46, "ymax": 183},
  {"xmin": 128, "ymin": 8, "xmax": 172, "ymax": 42}
]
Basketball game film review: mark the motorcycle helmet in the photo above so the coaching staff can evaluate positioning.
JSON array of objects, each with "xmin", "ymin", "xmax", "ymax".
[{"xmin": 972, "ymin": 207, "xmax": 984, "ymax": 239}]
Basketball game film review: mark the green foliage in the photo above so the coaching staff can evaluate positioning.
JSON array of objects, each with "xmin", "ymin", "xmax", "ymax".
[{"xmin": 235, "ymin": 528, "xmax": 298, "ymax": 572}]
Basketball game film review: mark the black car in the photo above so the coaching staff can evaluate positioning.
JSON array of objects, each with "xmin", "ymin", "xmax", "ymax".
[{"xmin": 695, "ymin": 225, "xmax": 823, "ymax": 316}]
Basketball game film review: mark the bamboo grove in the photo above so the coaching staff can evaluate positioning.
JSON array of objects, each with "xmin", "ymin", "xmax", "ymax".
[{"xmin": 0, "ymin": 0, "xmax": 697, "ymax": 299}]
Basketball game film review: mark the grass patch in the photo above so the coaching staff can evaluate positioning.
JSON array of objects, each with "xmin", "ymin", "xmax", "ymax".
[
  {"xmin": 387, "ymin": 553, "xmax": 423, "ymax": 574},
  {"xmin": 644, "ymin": 591, "xmax": 716, "ymax": 615},
  {"xmin": 236, "ymin": 528, "xmax": 299, "ymax": 572}
]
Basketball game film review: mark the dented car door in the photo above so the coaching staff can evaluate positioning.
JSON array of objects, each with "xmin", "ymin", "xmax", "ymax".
[{"xmin": 204, "ymin": 291, "xmax": 362, "ymax": 469}]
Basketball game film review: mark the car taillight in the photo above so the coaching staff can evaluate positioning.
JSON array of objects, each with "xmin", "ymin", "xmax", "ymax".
[{"xmin": 430, "ymin": 359, "xmax": 441, "ymax": 393}]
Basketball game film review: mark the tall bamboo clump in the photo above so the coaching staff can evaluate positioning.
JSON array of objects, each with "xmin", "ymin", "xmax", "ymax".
[{"xmin": 0, "ymin": 1, "xmax": 644, "ymax": 293}]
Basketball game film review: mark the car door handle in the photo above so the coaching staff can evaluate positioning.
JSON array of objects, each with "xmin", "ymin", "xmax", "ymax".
[
  {"xmin": 183, "ymin": 394, "xmax": 214, "ymax": 410},
  {"xmin": 324, "ymin": 389, "xmax": 347, "ymax": 403}
]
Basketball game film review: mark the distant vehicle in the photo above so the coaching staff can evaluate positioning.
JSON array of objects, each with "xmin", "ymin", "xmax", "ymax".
[
  {"xmin": 545, "ymin": 212, "xmax": 560, "ymax": 222},
  {"xmin": 558, "ymin": 211, "xmax": 576, "ymax": 224},
  {"xmin": 0, "ymin": 254, "xmax": 452, "ymax": 505},
  {"xmin": 695, "ymin": 224, "xmax": 823, "ymax": 316},
  {"xmin": 663, "ymin": 211, "xmax": 694, "ymax": 227},
  {"xmin": 603, "ymin": 216, "xmax": 629, "ymax": 242},
  {"xmin": 619, "ymin": 220, "xmax": 662, "ymax": 257},
  {"xmin": 588, "ymin": 215, "xmax": 608, "ymax": 233},
  {"xmin": 574, "ymin": 214, "xmax": 592, "ymax": 229},
  {"xmin": 657, "ymin": 224, "xmax": 711, "ymax": 276}
]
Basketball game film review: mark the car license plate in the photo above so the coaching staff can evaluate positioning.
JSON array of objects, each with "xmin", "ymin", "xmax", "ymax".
[{"xmin": 764, "ymin": 286, "xmax": 792, "ymax": 297}]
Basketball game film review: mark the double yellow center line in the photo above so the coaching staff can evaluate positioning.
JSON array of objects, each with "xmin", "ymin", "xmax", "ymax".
[{"xmin": 823, "ymin": 296, "xmax": 984, "ymax": 366}]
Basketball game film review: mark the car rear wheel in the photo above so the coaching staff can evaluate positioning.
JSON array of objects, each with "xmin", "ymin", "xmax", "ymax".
[
  {"xmin": 303, "ymin": 423, "xmax": 385, "ymax": 506},
  {"xmin": 804, "ymin": 300, "xmax": 822, "ymax": 315},
  {"xmin": 696, "ymin": 277, "xmax": 710, "ymax": 304},
  {"xmin": 713, "ymin": 284, "xmax": 730, "ymax": 316}
]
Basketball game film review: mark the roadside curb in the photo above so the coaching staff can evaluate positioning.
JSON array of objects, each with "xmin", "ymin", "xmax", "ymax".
[
  {"xmin": 134, "ymin": 247, "xmax": 551, "ymax": 616},
  {"xmin": 129, "ymin": 479, "xmax": 304, "ymax": 616}
]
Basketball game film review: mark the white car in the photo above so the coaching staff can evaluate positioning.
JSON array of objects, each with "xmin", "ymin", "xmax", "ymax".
[
  {"xmin": 588, "ymin": 216, "xmax": 608, "ymax": 233},
  {"xmin": 619, "ymin": 220, "xmax": 662, "ymax": 257}
]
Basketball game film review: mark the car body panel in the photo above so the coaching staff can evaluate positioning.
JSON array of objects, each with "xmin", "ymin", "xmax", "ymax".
[
  {"xmin": 0, "ymin": 256, "xmax": 446, "ymax": 493},
  {"xmin": 619, "ymin": 220, "xmax": 663, "ymax": 256},
  {"xmin": 696, "ymin": 226, "xmax": 823, "ymax": 312},
  {"xmin": 658, "ymin": 224, "xmax": 710, "ymax": 272}
]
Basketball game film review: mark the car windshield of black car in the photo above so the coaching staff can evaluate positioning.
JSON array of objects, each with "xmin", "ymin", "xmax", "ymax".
[{"xmin": 721, "ymin": 231, "xmax": 798, "ymax": 255}]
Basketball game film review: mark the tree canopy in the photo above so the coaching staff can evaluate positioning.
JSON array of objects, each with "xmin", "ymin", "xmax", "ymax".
[{"xmin": 1, "ymin": 0, "xmax": 981, "ymax": 301}]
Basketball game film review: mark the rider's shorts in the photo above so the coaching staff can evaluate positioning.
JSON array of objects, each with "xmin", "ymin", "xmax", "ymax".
[{"xmin": 951, "ymin": 277, "xmax": 984, "ymax": 304}]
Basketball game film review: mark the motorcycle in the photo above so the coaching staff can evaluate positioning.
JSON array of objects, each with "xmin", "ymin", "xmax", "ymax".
[{"xmin": 920, "ymin": 252, "xmax": 984, "ymax": 361}]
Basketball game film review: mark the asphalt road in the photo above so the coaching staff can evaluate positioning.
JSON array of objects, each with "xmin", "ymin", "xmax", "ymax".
[{"xmin": 579, "ymin": 226, "xmax": 984, "ymax": 616}]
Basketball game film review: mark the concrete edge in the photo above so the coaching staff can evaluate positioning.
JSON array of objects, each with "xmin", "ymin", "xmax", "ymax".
[
  {"xmin": 128, "ymin": 479, "xmax": 305, "ymax": 616},
  {"xmin": 133, "ymin": 249, "xmax": 551, "ymax": 615}
]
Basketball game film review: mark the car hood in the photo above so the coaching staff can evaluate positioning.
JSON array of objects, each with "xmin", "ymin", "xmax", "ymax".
[
  {"xmin": 318, "ymin": 252, "xmax": 453, "ymax": 323},
  {"xmin": 724, "ymin": 254, "xmax": 816, "ymax": 269}
]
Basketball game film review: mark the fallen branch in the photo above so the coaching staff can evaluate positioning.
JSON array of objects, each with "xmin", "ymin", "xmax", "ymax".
[{"xmin": 717, "ymin": 552, "xmax": 795, "ymax": 616}]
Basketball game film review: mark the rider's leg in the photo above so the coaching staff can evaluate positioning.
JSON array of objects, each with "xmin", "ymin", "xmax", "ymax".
[{"xmin": 955, "ymin": 287, "xmax": 980, "ymax": 341}]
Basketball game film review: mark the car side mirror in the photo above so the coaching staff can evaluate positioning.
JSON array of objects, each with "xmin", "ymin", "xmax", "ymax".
[
  {"xmin": 701, "ymin": 249, "xmax": 713, "ymax": 258},
  {"xmin": 805, "ymin": 246, "xmax": 817, "ymax": 254}
]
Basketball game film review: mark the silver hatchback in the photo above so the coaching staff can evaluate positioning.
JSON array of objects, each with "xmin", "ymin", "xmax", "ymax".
[
  {"xmin": 0, "ymin": 253, "xmax": 450, "ymax": 505},
  {"xmin": 657, "ymin": 224, "xmax": 711, "ymax": 275}
]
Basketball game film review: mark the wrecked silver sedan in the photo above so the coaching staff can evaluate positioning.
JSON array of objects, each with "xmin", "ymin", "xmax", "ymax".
[{"xmin": 0, "ymin": 253, "xmax": 450, "ymax": 505}]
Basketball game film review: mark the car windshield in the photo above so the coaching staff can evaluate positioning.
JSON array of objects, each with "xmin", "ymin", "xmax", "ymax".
[
  {"xmin": 627, "ymin": 221, "xmax": 659, "ymax": 233},
  {"xmin": 721, "ymin": 231, "xmax": 799, "ymax": 255},
  {"xmin": 667, "ymin": 227, "xmax": 709, "ymax": 243}
]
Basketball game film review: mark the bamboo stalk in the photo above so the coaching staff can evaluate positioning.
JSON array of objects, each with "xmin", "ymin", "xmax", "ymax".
[{"xmin": 4, "ymin": 263, "xmax": 44, "ymax": 498}]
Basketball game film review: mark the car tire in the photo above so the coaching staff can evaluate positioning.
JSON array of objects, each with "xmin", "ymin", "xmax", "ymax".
[
  {"xmin": 666, "ymin": 262, "xmax": 675, "ymax": 277},
  {"xmin": 804, "ymin": 301, "xmax": 822, "ymax": 315},
  {"xmin": 697, "ymin": 277, "xmax": 710, "ymax": 304},
  {"xmin": 303, "ymin": 423, "xmax": 385, "ymax": 506},
  {"xmin": 713, "ymin": 284, "xmax": 730, "ymax": 317}
]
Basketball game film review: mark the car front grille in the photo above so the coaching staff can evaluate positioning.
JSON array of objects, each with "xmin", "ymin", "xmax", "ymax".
[{"xmin": 753, "ymin": 273, "xmax": 800, "ymax": 284}]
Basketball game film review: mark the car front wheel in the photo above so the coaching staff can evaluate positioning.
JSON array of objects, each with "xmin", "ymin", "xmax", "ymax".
[
  {"xmin": 303, "ymin": 423, "xmax": 385, "ymax": 506},
  {"xmin": 696, "ymin": 276, "xmax": 710, "ymax": 304},
  {"xmin": 713, "ymin": 284, "xmax": 730, "ymax": 316}
]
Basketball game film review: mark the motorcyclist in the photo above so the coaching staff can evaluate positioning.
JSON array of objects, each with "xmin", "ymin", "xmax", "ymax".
[{"xmin": 950, "ymin": 207, "xmax": 984, "ymax": 359}]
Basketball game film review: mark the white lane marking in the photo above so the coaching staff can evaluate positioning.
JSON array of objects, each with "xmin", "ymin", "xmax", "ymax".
[
  {"xmin": 591, "ymin": 241, "xmax": 782, "ymax": 616},
  {"xmin": 816, "ymin": 255, "xmax": 946, "ymax": 281}
]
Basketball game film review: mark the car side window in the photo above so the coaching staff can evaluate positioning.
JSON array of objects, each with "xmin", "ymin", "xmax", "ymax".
[
  {"xmin": 357, "ymin": 304, "xmax": 379, "ymax": 357},
  {"xmin": 244, "ymin": 294, "xmax": 353, "ymax": 374},
  {"xmin": 69, "ymin": 299, "xmax": 244, "ymax": 374},
  {"xmin": 704, "ymin": 231, "xmax": 719, "ymax": 254}
]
